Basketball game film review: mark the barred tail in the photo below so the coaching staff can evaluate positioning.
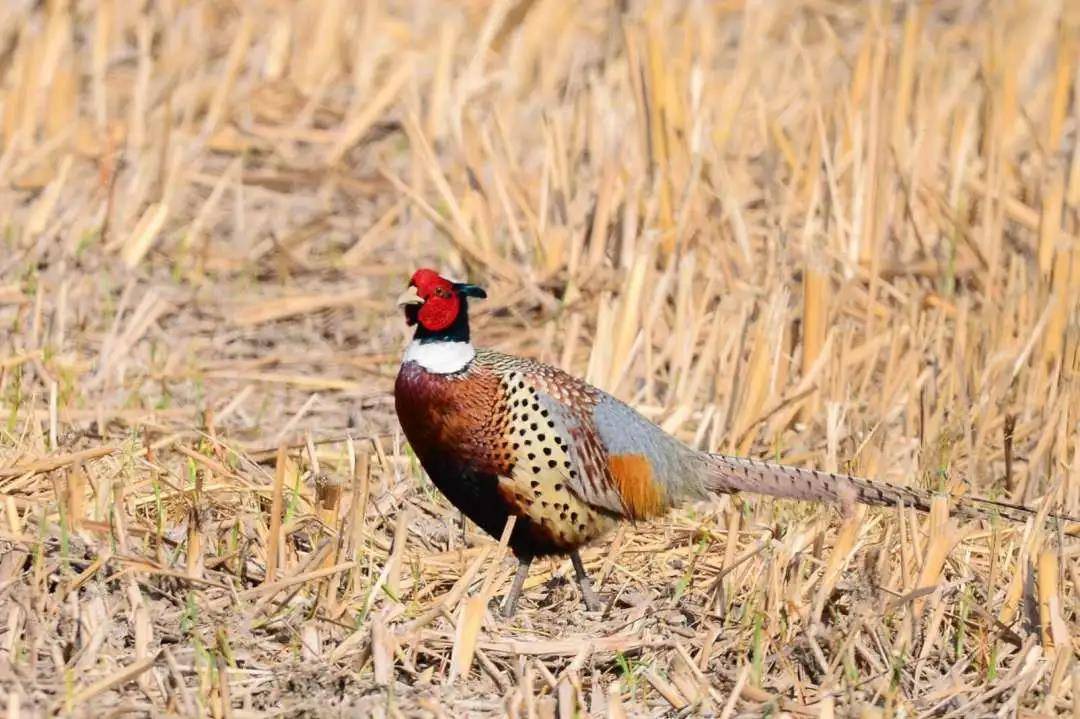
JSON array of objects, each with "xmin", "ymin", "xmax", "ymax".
[{"xmin": 706, "ymin": 453, "xmax": 1078, "ymax": 530}]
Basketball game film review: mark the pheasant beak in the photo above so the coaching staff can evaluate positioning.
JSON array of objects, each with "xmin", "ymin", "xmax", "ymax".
[{"xmin": 396, "ymin": 285, "xmax": 423, "ymax": 307}]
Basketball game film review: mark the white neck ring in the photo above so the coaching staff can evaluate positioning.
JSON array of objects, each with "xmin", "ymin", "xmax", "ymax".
[{"xmin": 403, "ymin": 340, "xmax": 475, "ymax": 374}]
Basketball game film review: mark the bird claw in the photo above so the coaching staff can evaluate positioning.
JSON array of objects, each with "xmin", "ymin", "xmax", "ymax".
[
  {"xmin": 500, "ymin": 558, "xmax": 532, "ymax": 618},
  {"xmin": 570, "ymin": 550, "xmax": 603, "ymax": 613},
  {"xmin": 500, "ymin": 596, "xmax": 519, "ymax": 618},
  {"xmin": 580, "ymin": 586, "xmax": 603, "ymax": 613}
]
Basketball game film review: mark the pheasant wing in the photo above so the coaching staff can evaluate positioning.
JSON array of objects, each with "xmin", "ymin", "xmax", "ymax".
[{"xmin": 499, "ymin": 360, "xmax": 687, "ymax": 520}]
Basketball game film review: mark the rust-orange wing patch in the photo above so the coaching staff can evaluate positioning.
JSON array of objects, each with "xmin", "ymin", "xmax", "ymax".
[{"xmin": 608, "ymin": 454, "xmax": 666, "ymax": 519}]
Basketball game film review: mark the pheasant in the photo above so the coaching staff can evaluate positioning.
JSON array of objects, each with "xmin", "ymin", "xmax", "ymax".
[{"xmin": 394, "ymin": 268, "xmax": 1073, "ymax": 616}]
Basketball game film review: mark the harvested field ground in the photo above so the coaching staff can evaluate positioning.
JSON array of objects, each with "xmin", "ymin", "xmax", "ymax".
[{"xmin": 1, "ymin": 1, "xmax": 1079, "ymax": 716}]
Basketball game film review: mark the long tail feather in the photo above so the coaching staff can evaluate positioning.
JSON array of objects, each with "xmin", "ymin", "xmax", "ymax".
[{"xmin": 707, "ymin": 453, "xmax": 1079, "ymax": 531}]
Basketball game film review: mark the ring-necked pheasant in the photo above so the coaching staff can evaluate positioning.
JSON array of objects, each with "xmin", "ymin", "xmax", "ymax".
[{"xmin": 394, "ymin": 268, "xmax": 1073, "ymax": 616}]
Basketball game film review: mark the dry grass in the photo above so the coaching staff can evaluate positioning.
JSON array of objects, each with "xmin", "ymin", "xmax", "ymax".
[{"xmin": 1, "ymin": 0, "xmax": 1079, "ymax": 716}]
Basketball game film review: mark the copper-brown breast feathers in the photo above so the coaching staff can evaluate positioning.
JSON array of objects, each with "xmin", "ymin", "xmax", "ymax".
[{"xmin": 394, "ymin": 361, "xmax": 514, "ymax": 476}]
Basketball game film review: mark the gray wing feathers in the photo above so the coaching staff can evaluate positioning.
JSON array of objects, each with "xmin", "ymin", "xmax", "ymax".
[{"xmin": 590, "ymin": 396, "xmax": 711, "ymax": 502}]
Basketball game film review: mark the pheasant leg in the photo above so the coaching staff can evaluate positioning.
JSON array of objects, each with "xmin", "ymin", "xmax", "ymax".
[
  {"xmin": 570, "ymin": 551, "xmax": 602, "ymax": 612},
  {"xmin": 501, "ymin": 558, "xmax": 532, "ymax": 617}
]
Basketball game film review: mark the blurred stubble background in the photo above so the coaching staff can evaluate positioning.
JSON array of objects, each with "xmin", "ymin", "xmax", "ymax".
[{"xmin": 0, "ymin": 1, "xmax": 1078, "ymax": 717}]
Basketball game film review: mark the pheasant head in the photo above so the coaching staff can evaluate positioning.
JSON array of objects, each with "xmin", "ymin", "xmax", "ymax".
[{"xmin": 397, "ymin": 268, "xmax": 487, "ymax": 372}]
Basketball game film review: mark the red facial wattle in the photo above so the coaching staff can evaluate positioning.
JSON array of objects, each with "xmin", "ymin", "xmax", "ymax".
[
  {"xmin": 405, "ymin": 268, "xmax": 462, "ymax": 332},
  {"xmin": 416, "ymin": 291, "xmax": 460, "ymax": 331}
]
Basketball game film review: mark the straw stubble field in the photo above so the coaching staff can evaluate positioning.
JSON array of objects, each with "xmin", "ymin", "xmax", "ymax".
[{"xmin": 1, "ymin": 0, "xmax": 1078, "ymax": 716}]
